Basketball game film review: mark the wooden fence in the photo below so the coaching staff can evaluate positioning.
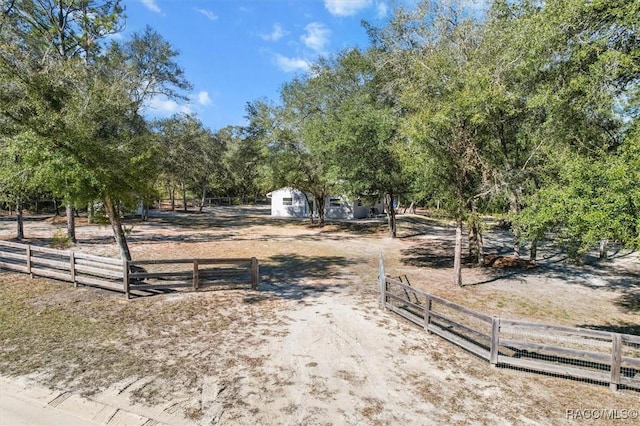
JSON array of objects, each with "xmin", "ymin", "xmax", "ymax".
[
  {"xmin": 381, "ymin": 268, "xmax": 640, "ymax": 392},
  {"xmin": 125, "ymin": 258, "xmax": 259, "ymax": 299},
  {"xmin": 0, "ymin": 240, "xmax": 124, "ymax": 292},
  {"xmin": 0, "ymin": 240, "xmax": 260, "ymax": 299}
]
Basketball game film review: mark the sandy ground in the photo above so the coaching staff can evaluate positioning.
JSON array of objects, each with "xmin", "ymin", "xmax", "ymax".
[{"xmin": 1, "ymin": 206, "xmax": 639, "ymax": 425}]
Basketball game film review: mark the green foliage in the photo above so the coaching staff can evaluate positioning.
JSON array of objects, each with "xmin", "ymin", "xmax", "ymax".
[
  {"xmin": 50, "ymin": 228, "xmax": 73, "ymax": 249},
  {"xmin": 516, "ymin": 150, "xmax": 640, "ymax": 258}
]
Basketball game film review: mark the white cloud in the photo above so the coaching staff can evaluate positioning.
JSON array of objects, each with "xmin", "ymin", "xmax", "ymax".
[
  {"xmin": 324, "ymin": 0, "xmax": 372, "ymax": 17},
  {"xmin": 274, "ymin": 54, "xmax": 310, "ymax": 73},
  {"xmin": 196, "ymin": 8, "xmax": 218, "ymax": 21},
  {"xmin": 141, "ymin": 0, "xmax": 161, "ymax": 14},
  {"xmin": 301, "ymin": 22, "xmax": 331, "ymax": 53},
  {"xmin": 148, "ymin": 96, "xmax": 191, "ymax": 115},
  {"xmin": 197, "ymin": 91, "xmax": 212, "ymax": 106},
  {"xmin": 375, "ymin": 2, "xmax": 388, "ymax": 19},
  {"xmin": 261, "ymin": 24, "xmax": 288, "ymax": 42}
]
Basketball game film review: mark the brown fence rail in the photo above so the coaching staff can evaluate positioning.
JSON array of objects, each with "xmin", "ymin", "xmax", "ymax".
[
  {"xmin": 125, "ymin": 257, "xmax": 259, "ymax": 299},
  {"xmin": 0, "ymin": 240, "xmax": 124, "ymax": 291},
  {"xmin": 380, "ymin": 260, "xmax": 640, "ymax": 392},
  {"xmin": 1, "ymin": 241, "xmax": 260, "ymax": 299}
]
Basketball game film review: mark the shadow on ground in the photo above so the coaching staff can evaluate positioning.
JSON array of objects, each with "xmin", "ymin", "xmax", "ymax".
[{"xmin": 257, "ymin": 254, "xmax": 353, "ymax": 302}]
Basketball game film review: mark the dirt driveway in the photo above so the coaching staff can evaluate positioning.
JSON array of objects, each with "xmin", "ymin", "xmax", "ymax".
[{"xmin": 0, "ymin": 206, "xmax": 639, "ymax": 425}]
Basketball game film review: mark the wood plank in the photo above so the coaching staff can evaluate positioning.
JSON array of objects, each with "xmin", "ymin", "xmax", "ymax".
[
  {"xmin": 74, "ymin": 264, "xmax": 123, "ymax": 279},
  {"xmin": 428, "ymin": 323, "xmax": 491, "ymax": 361},
  {"xmin": 74, "ymin": 276, "xmax": 123, "ymax": 291},
  {"xmin": 0, "ymin": 240, "xmax": 30, "ymax": 249},
  {"xmin": 128, "ymin": 282, "xmax": 193, "ymax": 290},
  {"xmin": 30, "ymin": 267, "xmax": 71, "ymax": 282},
  {"xmin": 0, "ymin": 251, "xmax": 27, "ymax": 262},
  {"xmin": 428, "ymin": 310, "xmax": 490, "ymax": 341},
  {"xmin": 621, "ymin": 356, "xmax": 640, "ymax": 369},
  {"xmin": 385, "ymin": 292, "xmax": 423, "ymax": 312},
  {"xmin": 0, "ymin": 261, "xmax": 28, "ymax": 273},
  {"xmin": 129, "ymin": 271, "xmax": 193, "ymax": 280},
  {"xmin": 429, "ymin": 295, "xmax": 493, "ymax": 323},
  {"xmin": 73, "ymin": 252, "xmax": 123, "ymax": 266},
  {"xmin": 193, "ymin": 260, "xmax": 199, "ymax": 290},
  {"xmin": 611, "ymin": 334, "xmax": 622, "ymax": 390},
  {"xmin": 621, "ymin": 333, "xmax": 640, "ymax": 345},
  {"xmin": 500, "ymin": 319, "xmax": 613, "ymax": 340},
  {"xmin": 129, "ymin": 258, "xmax": 252, "ymax": 266},
  {"xmin": 386, "ymin": 304, "xmax": 423, "ymax": 328},
  {"xmin": 30, "ymin": 257, "xmax": 69, "ymax": 270},
  {"xmin": 500, "ymin": 338, "xmax": 612, "ymax": 365},
  {"xmin": 490, "ymin": 317, "xmax": 499, "ymax": 365},
  {"xmin": 198, "ymin": 281, "xmax": 252, "ymax": 288},
  {"xmin": 619, "ymin": 376, "xmax": 640, "ymax": 390},
  {"xmin": 29, "ymin": 245, "xmax": 71, "ymax": 256},
  {"xmin": 498, "ymin": 355, "xmax": 610, "ymax": 383}
]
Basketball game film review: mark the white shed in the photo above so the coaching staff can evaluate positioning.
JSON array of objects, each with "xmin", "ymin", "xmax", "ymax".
[
  {"xmin": 267, "ymin": 188, "xmax": 385, "ymax": 220},
  {"xmin": 267, "ymin": 187, "xmax": 313, "ymax": 218}
]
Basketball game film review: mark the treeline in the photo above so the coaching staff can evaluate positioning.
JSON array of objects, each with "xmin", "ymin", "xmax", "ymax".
[
  {"xmin": 1, "ymin": 1, "xmax": 639, "ymax": 285},
  {"xmin": 0, "ymin": 1, "xmax": 265, "ymax": 261},
  {"xmin": 243, "ymin": 0, "xmax": 640, "ymax": 285}
]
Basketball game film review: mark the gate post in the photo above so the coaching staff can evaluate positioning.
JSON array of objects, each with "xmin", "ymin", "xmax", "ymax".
[
  {"xmin": 193, "ymin": 260, "xmax": 199, "ymax": 291},
  {"xmin": 379, "ymin": 254, "xmax": 386, "ymax": 309},
  {"xmin": 490, "ymin": 317, "xmax": 500, "ymax": 366},
  {"xmin": 123, "ymin": 260, "xmax": 130, "ymax": 300},
  {"xmin": 251, "ymin": 257, "xmax": 259, "ymax": 289},
  {"xmin": 610, "ymin": 333, "xmax": 622, "ymax": 392}
]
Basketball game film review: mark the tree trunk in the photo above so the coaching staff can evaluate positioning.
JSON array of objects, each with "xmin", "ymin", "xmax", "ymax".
[
  {"xmin": 313, "ymin": 191, "xmax": 326, "ymax": 226},
  {"xmin": 104, "ymin": 195, "xmax": 132, "ymax": 261},
  {"xmin": 302, "ymin": 192, "xmax": 315, "ymax": 224},
  {"xmin": 168, "ymin": 182, "xmax": 175, "ymax": 211},
  {"xmin": 530, "ymin": 238, "xmax": 538, "ymax": 262},
  {"xmin": 599, "ymin": 240, "xmax": 608, "ymax": 260},
  {"xmin": 199, "ymin": 182, "xmax": 207, "ymax": 213},
  {"xmin": 54, "ymin": 199, "xmax": 60, "ymax": 216},
  {"xmin": 87, "ymin": 202, "xmax": 94, "ymax": 224},
  {"xmin": 453, "ymin": 220, "xmax": 463, "ymax": 286},
  {"xmin": 386, "ymin": 193, "xmax": 397, "ymax": 238},
  {"xmin": 468, "ymin": 220, "xmax": 484, "ymax": 267},
  {"xmin": 509, "ymin": 192, "xmax": 522, "ymax": 258},
  {"xmin": 16, "ymin": 196, "xmax": 24, "ymax": 241},
  {"xmin": 181, "ymin": 182, "xmax": 188, "ymax": 213},
  {"xmin": 66, "ymin": 203, "xmax": 77, "ymax": 243}
]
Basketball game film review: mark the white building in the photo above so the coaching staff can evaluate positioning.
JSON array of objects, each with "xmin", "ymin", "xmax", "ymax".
[{"xmin": 267, "ymin": 187, "xmax": 384, "ymax": 220}]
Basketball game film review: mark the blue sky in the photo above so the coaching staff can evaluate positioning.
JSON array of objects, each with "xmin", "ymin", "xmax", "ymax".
[{"xmin": 121, "ymin": 1, "xmax": 392, "ymax": 131}]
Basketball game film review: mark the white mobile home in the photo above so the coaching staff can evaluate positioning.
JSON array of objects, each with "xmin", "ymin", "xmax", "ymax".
[
  {"xmin": 267, "ymin": 187, "xmax": 384, "ymax": 220},
  {"xmin": 267, "ymin": 188, "xmax": 313, "ymax": 218}
]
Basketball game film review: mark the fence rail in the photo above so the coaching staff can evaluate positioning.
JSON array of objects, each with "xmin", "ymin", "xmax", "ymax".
[
  {"xmin": 1, "ymin": 241, "xmax": 260, "ymax": 299},
  {"xmin": 125, "ymin": 257, "xmax": 259, "ymax": 299},
  {"xmin": 380, "ymin": 262, "xmax": 640, "ymax": 392},
  {"xmin": 0, "ymin": 240, "xmax": 124, "ymax": 291}
]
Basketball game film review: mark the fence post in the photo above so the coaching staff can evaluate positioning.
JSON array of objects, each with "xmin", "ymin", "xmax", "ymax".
[
  {"xmin": 193, "ymin": 260, "xmax": 199, "ymax": 291},
  {"xmin": 123, "ymin": 260, "xmax": 130, "ymax": 300},
  {"xmin": 379, "ymin": 254, "xmax": 385, "ymax": 309},
  {"xmin": 610, "ymin": 333, "xmax": 622, "ymax": 392},
  {"xmin": 251, "ymin": 257, "xmax": 259, "ymax": 289},
  {"xmin": 70, "ymin": 251, "xmax": 76, "ymax": 287},
  {"xmin": 490, "ymin": 317, "xmax": 500, "ymax": 366},
  {"xmin": 424, "ymin": 295, "xmax": 432, "ymax": 332},
  {"xmin": 25, "ymin": 244, "xmax": 33, "ymax": 277}
]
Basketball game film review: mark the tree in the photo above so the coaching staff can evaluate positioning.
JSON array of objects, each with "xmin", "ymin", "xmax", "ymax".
[
  {"xmin": 1, "ymin": 6, "xmax": 190, "ymax": 261},
  {"xmin": 370, "ymin": 1, "xmax": 489, "ymax": 284},
  {"xmin": 154, "ymin": 114, "xmax": 224, "ymax": 213},
  {"xmin": 307, "ymin": 48, "xmax": 411, "ymax": 237},
  {"xmin": 0, "ymin": 0, "xmax": 124, "ymax": 242},
  {"xmin": 501, "ymin": 0, "xmax": 640, "ymax": 259}
]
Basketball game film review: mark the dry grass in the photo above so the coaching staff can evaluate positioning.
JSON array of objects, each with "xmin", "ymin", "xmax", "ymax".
[{"xmin": 1, "ymin": 206, "xmax": 639, "ymax": 424}]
